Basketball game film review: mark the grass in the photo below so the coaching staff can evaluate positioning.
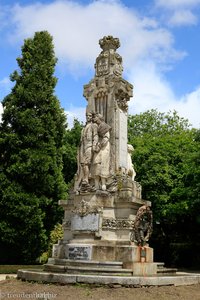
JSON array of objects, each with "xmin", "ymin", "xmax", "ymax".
[{"xmin": 0, "ymin": 265, "xmax": 43, "ymax": 274}]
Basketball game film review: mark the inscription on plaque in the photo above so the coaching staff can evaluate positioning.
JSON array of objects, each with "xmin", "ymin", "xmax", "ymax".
[
  {"xmin": 68, "ymin": 246, "xmax": 92, "ymax": 260},
  {"xmin": 119, "ymin": 110, "xmax": 127, "ymax": 168},
  {"xmin": 71, "ymin": 213, "xmax": 100, "ymax": 232}
]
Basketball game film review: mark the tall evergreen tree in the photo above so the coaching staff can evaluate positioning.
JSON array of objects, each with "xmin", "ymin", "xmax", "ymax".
[{"xmin": 0, "ymin": 31, "xmax": 67, "ymax": 263}]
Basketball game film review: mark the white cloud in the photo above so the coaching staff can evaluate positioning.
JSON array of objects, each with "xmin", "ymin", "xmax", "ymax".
[
  {"xmin": 155, "ymin": 0, "xmax": 200, "ymax": 9},
  {"xmin": 175, "ymin": 88, "xmax": 200, "ymax": 128},
  {"xmin": 65, "ymin": 105, "xmax": 85, "ymax": 129},
  {"xmin": 155, "ymin": 0, "xmax": 200, "ymax": 27},
  {"xmin": 128, "ymin": 61, "xmax": 175, "ymax": 113},
  {"xmin": 6, "ymin": 0, "xmax": 185, "ymax": 76},
  {"xmin": 128, "ymin": 63, "xmax": 200, "ymax": 128},
  {"xmin": 168, "ymin": 9, "xmax": 197, "ymax": 26},
  {"xmin": 1, "ymin": 0, "xmax": 199, "ymax": 128}
]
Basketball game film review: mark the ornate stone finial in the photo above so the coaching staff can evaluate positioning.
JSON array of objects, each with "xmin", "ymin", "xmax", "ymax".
[
  {"xmin": 99, "ymin": 36, "xmax": 120, "ymax": 52},
  {"xmin": 95, "ymin": 36, "xmax": 123, "ymax": 77}
]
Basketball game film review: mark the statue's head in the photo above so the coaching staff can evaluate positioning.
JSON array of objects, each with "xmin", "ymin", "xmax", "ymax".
[
  {"xmin": 86, "ymin": 111, "xmax": 93, "ymax": 122},
  {"xmin": 93, "ymin": 113, "xmax": 104, "ymax": 124},
  {"xmin": 127, "ymin": 144, "xmax": 134, "ymax": 153}
]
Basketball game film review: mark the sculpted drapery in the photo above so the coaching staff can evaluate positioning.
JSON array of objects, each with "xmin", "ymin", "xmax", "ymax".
[{"xmin": 75, "ymin": 112, "xmax": 111, "ymax": 192}]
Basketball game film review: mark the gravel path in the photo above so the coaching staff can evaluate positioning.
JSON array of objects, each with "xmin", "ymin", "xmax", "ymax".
[{"xmin": 1, "ymin": 278, "xmax": 200, "ymax": 300}]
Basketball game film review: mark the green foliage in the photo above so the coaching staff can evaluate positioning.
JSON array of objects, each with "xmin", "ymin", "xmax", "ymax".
[
  {"xmin": 48, "ymin": 223, "xmax": 63, "ymax": 255},
  {"xmin": 40, "ymin": 223, "xmax": 63, "ymax": 263},
  {"xmin": 0, "ymin": 178, "xmax": 47, "ymax": 263},
  {"xmin": 128, "ymin": 109, "xmax": 199, "ymax": 267},
  {"xmin": 0, "ymin": 31, "xmax": 67, "ymax": 263},
  {"xmin": 0, "ymin": 265, "xmax": 42, "ymax": 274},
  {"xmin": 63, "ymin": 118, "xmax": 83, "ymax": 184}
]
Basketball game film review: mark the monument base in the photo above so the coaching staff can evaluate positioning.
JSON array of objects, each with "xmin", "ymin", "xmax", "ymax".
[
  {"xmin": 54, "ymin": 243, "xmax": 153, "ymax": 262},
  {"xmin": 49, "ymin": 184, "xmax": 156, "ymax": 274},
  {"xmin": 45, "ymin": 243, "xmax": 156, "ymax": 275}
]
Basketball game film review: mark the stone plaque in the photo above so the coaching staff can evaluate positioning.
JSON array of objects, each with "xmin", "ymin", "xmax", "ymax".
[
  {"xmin": 71, "ymin": 213, "xmax": 100, "ymax": 232},
  {"xmin": 119, "ymin": 110, "xmax": 127, "ymax": 168},
  {"xmin": 68, "ymin": 246, "xmax": 92, "ymax": 260}
]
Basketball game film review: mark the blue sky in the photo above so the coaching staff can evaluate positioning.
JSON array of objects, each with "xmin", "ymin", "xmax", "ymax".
[{"xmin": 0, "ymin": 0, "xmax": 200, "ymax": 128}]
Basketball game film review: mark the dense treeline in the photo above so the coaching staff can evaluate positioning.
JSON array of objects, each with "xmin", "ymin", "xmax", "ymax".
[
  {"xmin": 0, "ymin": 31, "xmax": 199, "ymax": 267},
  {"xmin": 128, "ymin": 110, "xmax": 200, "ymax": 267}
]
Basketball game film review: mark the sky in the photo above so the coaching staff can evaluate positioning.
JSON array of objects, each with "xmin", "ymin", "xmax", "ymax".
[{"xmin": 0, "ymin": 0, "xmax": 200, "ymax": 128}]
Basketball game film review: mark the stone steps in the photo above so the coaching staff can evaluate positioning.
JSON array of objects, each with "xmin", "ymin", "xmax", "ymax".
[
  {"xmin": 47, "ymin": 258, "xmax": 123, "ymax": 269},
  {"xmin": 44, "ymin": 259, "xmax": 177, "ymax": 276},
  {"xmin": 157, "ymin": 267, "xmax": 177, "ymax": 274},
  {"xmin": 44, "ymin": 264, "xmax": 133, "ymax": 276},
  {"xmin": 156, "ymin": 262, "xmax": 177, "ymax": 274}
]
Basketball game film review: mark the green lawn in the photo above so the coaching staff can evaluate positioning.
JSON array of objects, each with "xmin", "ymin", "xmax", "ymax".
[{"xmin": 0, "ymin": 265, "xmax": 43, "ymax": 274}]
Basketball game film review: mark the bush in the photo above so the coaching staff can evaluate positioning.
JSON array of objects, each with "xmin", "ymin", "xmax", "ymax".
[{"xmin": 40, "ymin": 223, "xmax": 63, "ymax": 263}]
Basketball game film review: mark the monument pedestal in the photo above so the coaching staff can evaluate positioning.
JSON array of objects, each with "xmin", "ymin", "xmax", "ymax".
[
  {"xmin": 46, "ymin": 243, "xmax": 156, "ymax": 276},
  {"xmin": 46, "ymin": 182, "xmax": 156, "ymax": 276}
]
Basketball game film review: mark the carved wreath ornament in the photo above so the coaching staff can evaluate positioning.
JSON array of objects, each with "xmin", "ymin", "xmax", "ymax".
[{"xmin": 130, "ymin": 205, "xmax": 153, "ymax": 246}]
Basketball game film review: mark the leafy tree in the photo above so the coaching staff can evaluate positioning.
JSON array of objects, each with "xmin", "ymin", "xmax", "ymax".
[
  {"xmin": 128, "ymin": 109, "xmax": 199, "ymax": 267},
  {"xmin": 0, "ymin": 31, "xmax": 67, "ymax": 263},
  {"xmin": 63, "ymin": 119, "xmax": 83, "ymax": 184}
]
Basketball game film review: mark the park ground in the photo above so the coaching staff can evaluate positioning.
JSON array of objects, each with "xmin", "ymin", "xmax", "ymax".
[{"xmin": 0, "ymin": 277, "xmax": 200, "ymax": 300}]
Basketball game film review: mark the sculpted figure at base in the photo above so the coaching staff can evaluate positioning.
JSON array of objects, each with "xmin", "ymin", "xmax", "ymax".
[
  {"xmin": 91, "ymin": 113, "xmax": 111, "ymax": 191},
  {"xmin": 127, "ymin": 144, "xmax": 136, "ymax": 181},
  {"xmin": 130, "ymin": 205, "xmax": 153, "ymax": 246},
  {"xmin": 75, "ymin": 111, "xmax": 98, "ymax": 192}
]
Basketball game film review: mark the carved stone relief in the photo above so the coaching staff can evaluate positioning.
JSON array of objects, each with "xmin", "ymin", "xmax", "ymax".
[
  {"xmin": 102, "ymin": 218, "xmax": 134, "ymax": 230},
  {"xmin": 130, "ymin": 205, "xmax": 153, "ymax": 246},
  {"xmin": 115, "ymin": 90, "xmax": 129, "ymax": 112},
  {"xmin": 95, "ymin": 36, "xmax": 123, "ymax": 78},
  {"xmin": 74, "ymin": 112, "xmax": 112, "ymax": 193},
  {"xmin": 72, "ymin": 199, "xmax": 101, "ymax": 217}
]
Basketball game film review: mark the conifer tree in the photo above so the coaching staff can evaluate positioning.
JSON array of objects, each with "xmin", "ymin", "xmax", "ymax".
[{"xmin": 0, "ymin": 31, "xmax": 67, "ymax": 263}]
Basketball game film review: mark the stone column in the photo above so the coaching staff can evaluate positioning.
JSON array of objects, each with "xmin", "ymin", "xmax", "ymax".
[{"xmin": 83, "ymin": 36, "xmax": 133, "ymax": 174}]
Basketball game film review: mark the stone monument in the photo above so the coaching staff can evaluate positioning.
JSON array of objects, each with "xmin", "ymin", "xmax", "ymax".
[{"xmin": 45, "ymin": 36, "xmax": 156, "ymax": 275}]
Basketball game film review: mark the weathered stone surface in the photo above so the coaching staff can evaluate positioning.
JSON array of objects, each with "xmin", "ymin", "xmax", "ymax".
[
  {"xmin": 71, "ymin": 214, "xmax": 100, "ymax": 232},
  {"xmin": 17, "ymin": 269, "xmax": 200, "ymax": 286},
  {"xmin": 128, "ymin": 262, "xmax": 157, "ymax": 276},
  {"xmin": 118, "ymin": 110, "xmax": 128, "ymax": 169}
]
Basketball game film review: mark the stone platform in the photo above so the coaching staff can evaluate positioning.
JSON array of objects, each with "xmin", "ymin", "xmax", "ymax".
[
  {"xmin": 43, "ymin": 258, "xmax": 161, "ymax": 276},
  {"xmin": 17, "ymin": 269, "xmax": 200, "ymax": 286}
]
